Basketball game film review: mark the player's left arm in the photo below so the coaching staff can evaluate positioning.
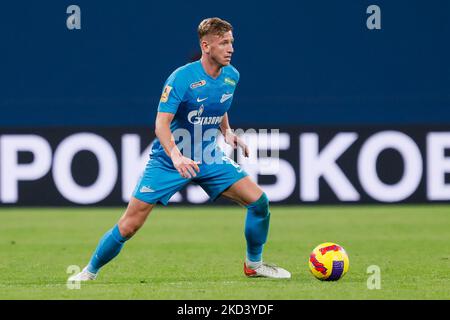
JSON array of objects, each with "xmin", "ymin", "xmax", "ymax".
[{"xmin": 220, "ymin": 112, "xmax": 249, "ymax": 157}]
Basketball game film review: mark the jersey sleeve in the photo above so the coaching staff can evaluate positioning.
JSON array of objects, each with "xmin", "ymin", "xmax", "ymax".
[
  {"xmin": 157, "ymin": 69, "xmax": 189, "ymax": 114},
  {"xmin": 228, "ymin": 65, "xmax": 240, "ymax": 85}
]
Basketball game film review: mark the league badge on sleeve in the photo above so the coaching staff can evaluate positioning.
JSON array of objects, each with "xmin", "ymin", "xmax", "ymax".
[{"xmin": 160, "ymin": 85, "xmax": 173, "ymax": 102}]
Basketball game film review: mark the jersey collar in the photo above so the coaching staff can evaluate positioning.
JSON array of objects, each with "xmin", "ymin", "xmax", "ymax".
[{"xmin": 197, "ymin": 60, "xmax": 225, "ymax": 81}]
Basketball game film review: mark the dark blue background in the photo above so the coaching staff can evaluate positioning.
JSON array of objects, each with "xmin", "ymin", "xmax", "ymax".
[{"xmin": 1, "ymin": 0, "xmax": 449, "ymax": 126}]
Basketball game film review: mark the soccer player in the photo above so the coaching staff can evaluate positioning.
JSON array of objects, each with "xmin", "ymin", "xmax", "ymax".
[{"xmin": 69, "ymin": 17, "xmax": 290, "ymax": 281}]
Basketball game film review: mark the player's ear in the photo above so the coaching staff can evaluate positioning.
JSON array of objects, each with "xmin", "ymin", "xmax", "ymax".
[{"xmin": 200, "ymin": 38, "xmax": 210, "ymax": 53}]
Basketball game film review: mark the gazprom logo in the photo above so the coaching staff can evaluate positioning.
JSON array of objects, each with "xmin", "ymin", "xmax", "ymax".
[{"xmin": 187, "ymin": 105, "xmax": 223, "ymax": 125}]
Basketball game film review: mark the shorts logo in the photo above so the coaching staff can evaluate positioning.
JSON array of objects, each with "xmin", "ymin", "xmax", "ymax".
[
  {"xmin": 160, "ymin": 85, "xmax": 172, "ymax": 103},
  {"xmin": 140, "ymin": 186, "xmax": 155, "ymax": 193},
  {"xmin": 224, "ymin": 77, "xmax": 236, "ymax": 86},
  {"xmin": 190, "ymin": 80, "xmax": 206, "ymax": 89}
]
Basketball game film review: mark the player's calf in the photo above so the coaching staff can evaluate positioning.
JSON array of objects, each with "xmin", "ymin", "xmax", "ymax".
[
  {"xmin": 68, "ymin": 198, "xmax": 154, "ymax": 282},
  {"xmin": 118, "ymin": 197, "xmax": 154, "ymax": 238},
  {"xmin": 244, "ymin": 192, "xmax": 270, "ymax": 263},
  {"xmin": 85, "ymin": 224, "xmax": 129, "ymax": 275}
]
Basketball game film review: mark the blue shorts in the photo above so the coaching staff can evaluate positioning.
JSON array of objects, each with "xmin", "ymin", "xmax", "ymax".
[{"xmin": 132, "ymin": 153, "xmax": 248, "ymax": 205}]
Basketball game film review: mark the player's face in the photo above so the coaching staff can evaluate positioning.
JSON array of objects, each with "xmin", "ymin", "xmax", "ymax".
[{"xmin": 205, "ymin": 31, "xmax": 234, "ymax": 66}]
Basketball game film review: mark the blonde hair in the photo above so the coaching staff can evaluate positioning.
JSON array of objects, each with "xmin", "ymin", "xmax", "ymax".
[{"xmin": 198, "ymin": 17, "xmax": 233, "ymax": 40}]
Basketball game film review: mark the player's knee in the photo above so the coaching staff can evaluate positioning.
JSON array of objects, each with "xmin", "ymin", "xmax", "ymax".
[
  {"xmin": 118, "ymin": 214, "xmax": 145, "ymax": 238},
  {"xmin": 118, "ymin": 202, "xmax": 152, "ymax": 238},
  {"xmin": 118, "ymin": 220, "xmax": 140, "ymax": 238}
]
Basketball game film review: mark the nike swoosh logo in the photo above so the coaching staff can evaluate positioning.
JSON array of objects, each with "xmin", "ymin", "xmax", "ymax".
[
  {"xmin": 220, "ymin": 93, "xmax": 233, "ymax": 103},
  {"xmin": 197, "ymin": 97, "xmax": 208, "ymax": 103}
]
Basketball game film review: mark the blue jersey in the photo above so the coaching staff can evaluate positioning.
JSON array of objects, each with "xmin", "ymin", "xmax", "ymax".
[{"xmin": 150, "ymin": 60, "xmax": 240, "ymax": 165}]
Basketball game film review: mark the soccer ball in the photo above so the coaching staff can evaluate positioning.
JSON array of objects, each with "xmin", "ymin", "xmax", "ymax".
[{"xmin": 309, "ymin": 242, "xmax": 349, "ymax": 281}]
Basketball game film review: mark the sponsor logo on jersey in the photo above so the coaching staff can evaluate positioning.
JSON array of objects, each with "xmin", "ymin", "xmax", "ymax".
[
  {"xmin": 188, "ymin": 105, "xmax": 223, "ymax": 125},
  {"xmin": 190, "ymin": 80, "xmax": 206, "ymax": 89},
  {"xmin": 160, "ymin": 85, "xmax": 172, "ymax": 103},
  {"xmin": 224, "ymin": 77, "xmax": 236, "ymax": 86}
]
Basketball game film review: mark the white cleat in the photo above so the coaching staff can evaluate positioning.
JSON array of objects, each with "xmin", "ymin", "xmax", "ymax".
[
  {"xmin": 68, "ymin": 267, "xmax": 97, "ymax": 282},
  {"xmin": 244, "ymin": 262, "xmax": 291, "ymax": 279}
]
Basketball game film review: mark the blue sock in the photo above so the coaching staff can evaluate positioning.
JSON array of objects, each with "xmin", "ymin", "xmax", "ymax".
[
  {"xmin": 87, "ymin": 224, "xmax": 128, "ymax": 274},
  {"xmin": 245, "ymin": 193, "xmax": 270, "ymax": 262}
]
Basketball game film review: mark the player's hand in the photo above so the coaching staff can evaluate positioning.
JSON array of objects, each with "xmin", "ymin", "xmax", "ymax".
[
  {"xmin": 224, "ymin": 131, "xmax": 249, "ymax": 157},
  {"xmin": 171, "ymin": 153, "xmax": 200, "ymax": 179}
]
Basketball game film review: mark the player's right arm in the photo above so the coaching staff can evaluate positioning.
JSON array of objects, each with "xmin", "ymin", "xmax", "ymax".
[{"xmin": 155, "ymin": 112, "xmax": 199, "ymax": 179}]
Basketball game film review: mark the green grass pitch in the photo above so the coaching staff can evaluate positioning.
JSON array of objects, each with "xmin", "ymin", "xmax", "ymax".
[{"xmin": 0, "ymin": 205, "xmax": 449, "ymax": 300}]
